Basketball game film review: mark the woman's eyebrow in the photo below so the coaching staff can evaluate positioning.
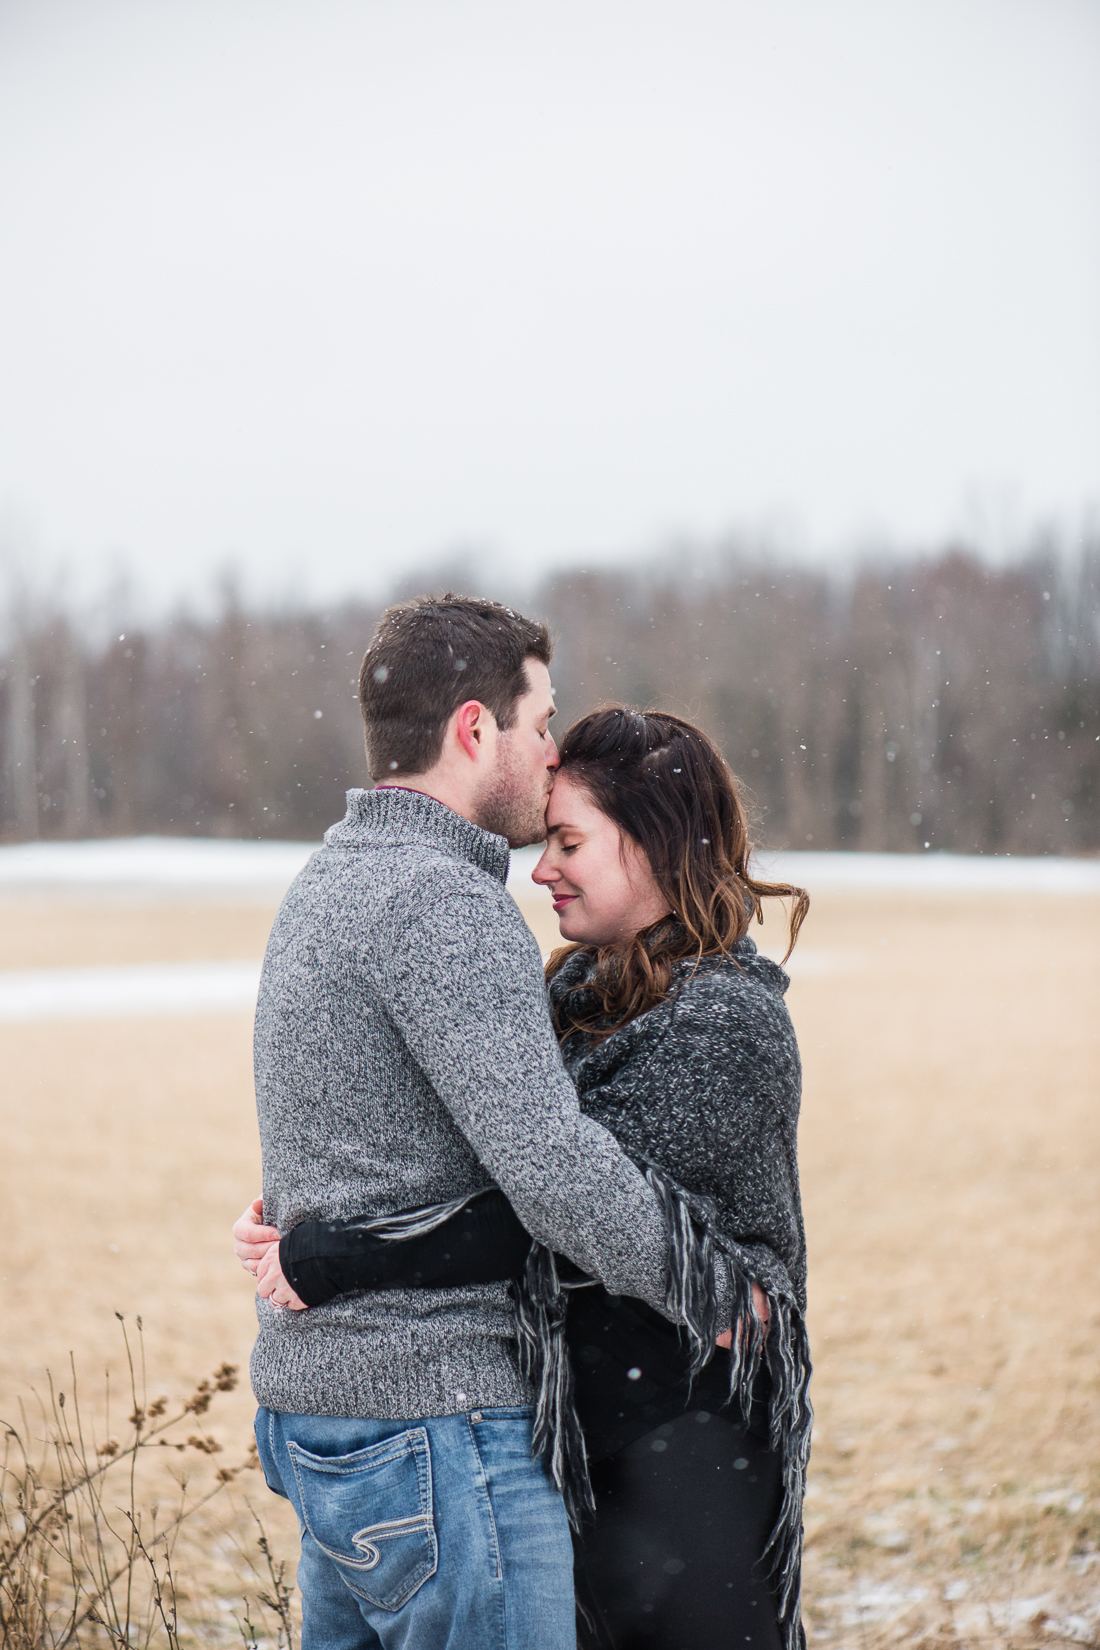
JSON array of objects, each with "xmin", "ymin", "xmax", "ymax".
[{"xmin": 545, "ymin": 821, "xmax": 579, "ymax": 837}]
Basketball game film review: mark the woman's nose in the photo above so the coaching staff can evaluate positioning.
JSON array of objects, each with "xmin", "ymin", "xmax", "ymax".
[{"xmin": 531, "ymin": 851, "xmax": 559, "ymax": 885}]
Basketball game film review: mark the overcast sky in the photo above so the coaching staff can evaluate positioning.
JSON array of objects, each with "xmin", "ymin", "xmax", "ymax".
[{"xmin": 0, "ymin": 0, "xmax": 1097, "ymax": 609}]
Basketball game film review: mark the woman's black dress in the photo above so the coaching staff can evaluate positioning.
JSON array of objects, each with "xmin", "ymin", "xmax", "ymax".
[{"xmin": 567, "ymin": 1283, "xmax": 783, "ymax": 1650}]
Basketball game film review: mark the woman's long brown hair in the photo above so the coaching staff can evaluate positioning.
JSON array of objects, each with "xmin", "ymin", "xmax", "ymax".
[{"xmin": 545, "ymin": 707, "xmax": 809, "ymax": 1039}]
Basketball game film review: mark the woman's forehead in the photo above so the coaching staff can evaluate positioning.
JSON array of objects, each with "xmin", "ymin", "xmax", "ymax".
[{"xmin": 546, "ymin": 771, "xmax": 603, "ymax": 830}]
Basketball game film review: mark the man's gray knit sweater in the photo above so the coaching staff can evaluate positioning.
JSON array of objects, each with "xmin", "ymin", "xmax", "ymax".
[{"xmin": 250, "ymin": 786, "xmax": 678, "ymax": 1422}]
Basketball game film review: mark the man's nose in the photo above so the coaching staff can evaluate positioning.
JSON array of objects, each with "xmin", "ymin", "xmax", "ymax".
[{"xmin": 544, "ymin": 733, "xmax": 560, "ymax": 769}]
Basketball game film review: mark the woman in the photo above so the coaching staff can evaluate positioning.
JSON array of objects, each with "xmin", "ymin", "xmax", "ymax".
[{"xmin": 239, "ymin": 708, "xmax": 811, "ymax": 1650}]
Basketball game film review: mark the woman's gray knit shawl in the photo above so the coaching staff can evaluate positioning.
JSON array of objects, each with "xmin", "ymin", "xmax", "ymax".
[{"xmin": 552, "ymin": 936, "xmax": 807, "ymax": 1310}]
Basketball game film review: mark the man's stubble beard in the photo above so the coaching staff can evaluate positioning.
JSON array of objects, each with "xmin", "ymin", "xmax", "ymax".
[{"xmin": 475, "ymin": 736, "xmax": 551, "ymax": 848}]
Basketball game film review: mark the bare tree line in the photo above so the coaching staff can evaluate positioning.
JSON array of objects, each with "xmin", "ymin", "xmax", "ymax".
[{"xmin": 1, "ymin": 543, "xmax": 1097, "ymax": 854}]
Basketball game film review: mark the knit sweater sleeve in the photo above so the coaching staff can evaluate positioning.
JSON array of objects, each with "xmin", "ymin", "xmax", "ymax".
[{"xmin": 370, "ymin": 870, "xmax": 685, "ymax": 1317}]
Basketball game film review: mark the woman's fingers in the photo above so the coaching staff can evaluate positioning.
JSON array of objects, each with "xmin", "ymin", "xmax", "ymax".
[
  {"xmin": 235, "ymin": 1234, "xmax": 281, "ymax": 1266},
  {"xmin": 268, "ymin": 1279, "xmax": 309, "ymax": 1311},
  {"xmin": 751, "ymin": 1281, "xmax": 771, "ymax": 1330},
  {"xmin": 242, "ymin": 1239, "xmax": 279, "ymax": 1277},
  {"xmin": 233, "ymin": 1198, "xmax": 281, "ymax": 1267},
  {"xmin": 254, "ymin": 1246, "xmax": 283, "ymax": 1293},
  {"xmin": 255, "ymin": 1245, "xmax": 308, "ymax": 1310},
  {"xmin": 716, "ymin": 1282, "xmax": 772, "ymax": 1350}
]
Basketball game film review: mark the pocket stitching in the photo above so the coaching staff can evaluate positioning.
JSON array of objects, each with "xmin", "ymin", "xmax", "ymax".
[
  {"xmin": 351, "ymin": 1515, "xmax": 428, "ymax": 1565},
  {"xmin": 287, "ymin": 1431, "xmax": 438, "ymax": 1607},
  {"xmin": 353, "ymin": 1515, "xmax": 433, "ymax": 1539},
  {"xmin": 287, "ymin": 1439, "xmax": 416, "ymax": 1476}
]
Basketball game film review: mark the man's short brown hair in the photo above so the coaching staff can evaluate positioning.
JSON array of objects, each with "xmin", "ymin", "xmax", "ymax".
[{"xmin": 359, "ymin": 594, "xmax": 553, "ymax": 781}]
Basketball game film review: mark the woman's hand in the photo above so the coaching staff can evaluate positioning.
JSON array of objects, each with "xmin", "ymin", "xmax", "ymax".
[
  {"xmin": 255, "ymin": 1243, "xmax": 309, "ymax": 1311},
  {"xmin": 232, "ymin": 1196, "xmax": 308, "ymax": 1309},
  {"xmin": 716, "ymin": 1282, "xmax": 770, "ymax": 1350},
  {"xmin": 233, "ymin": 1197, "xmax": 280, "ymax": 1275}
]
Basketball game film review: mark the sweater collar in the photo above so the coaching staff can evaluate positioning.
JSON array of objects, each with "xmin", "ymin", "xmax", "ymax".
[{"xmin": 323, "ymin": 786, "xmax": 511, "ymax": 883}]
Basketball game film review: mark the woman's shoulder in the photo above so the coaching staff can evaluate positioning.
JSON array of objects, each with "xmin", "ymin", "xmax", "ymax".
[
  {"xmin": 546, "ymin": 944, "xmax": 596, "ymax": 998},
  {"xmin": 639, "ymin": 953, "xmax": 798, "ymax": 1121},
  {"xmin": 671, "ymin": 935, "xmax": 791, "ymax": 1009},
  {"xmin": 660, "ymin": 939, "xmax": 798, "ymax": 1055},
  {"xmin": 549, "ymin": 936, "xmax": 797, "ymax": 1082}
]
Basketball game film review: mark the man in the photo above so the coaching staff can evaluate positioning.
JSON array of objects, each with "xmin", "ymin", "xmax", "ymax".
[{"xmin": 241, "ymin": 595, "xmax": 703, "ymax": 1650}]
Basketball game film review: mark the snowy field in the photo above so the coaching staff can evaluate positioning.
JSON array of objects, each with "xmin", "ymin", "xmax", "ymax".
[
  {"xmin": 1, "ymin": 836, "xmax": 1097, "ymax": 1023},
  {"xmin": 2, "ymin": 834, "xmax": 1098, "ymax": 897},
  {"xmin": 0, "ymin": 959, "xmax": 264, "ymax": 1023},
  {"xmin": 509, "ymin": 844, "xmax": 1100, "ymax": 895},
  {"xmin": 0, "ymin": 834, "xmax": 318, "ymax": 894}
]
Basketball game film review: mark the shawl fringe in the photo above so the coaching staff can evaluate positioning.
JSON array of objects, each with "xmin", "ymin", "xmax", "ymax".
[
  {"xmin": 513, "ymin": 1243, "xmax": 596, "ymax": 1526},
  {"xmin": 343, "ymin": 1189, "xmax": 484, "ymax": 1241}
]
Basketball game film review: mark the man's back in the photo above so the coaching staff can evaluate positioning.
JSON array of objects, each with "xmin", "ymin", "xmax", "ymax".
[{"xmin": 252, "ymin": 786, "xmax": 549, "ymax": 1420}]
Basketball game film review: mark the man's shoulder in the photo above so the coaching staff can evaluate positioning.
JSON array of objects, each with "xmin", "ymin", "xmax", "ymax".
[
  {"xmin": 316, "ymin": 834, "xmax": 515, "ymax": 905},
  {"xmin": 287, "ymin": 836, "xmax": 528, "ymax": 955}
]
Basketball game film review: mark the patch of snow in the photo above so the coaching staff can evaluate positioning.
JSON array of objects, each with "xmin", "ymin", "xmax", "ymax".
[
  {"xmin": 3, "ymin": 837, "xmax": 1097, "ymax": 899},
  {"xmin": 0, "ymin": 960, "xmax": 262, "ymax": 1023},
  {"xmin": 862, "ymin": 1512, "xmax": 911, "ymax": 1550},
  {"xmin": 1047, "ymin": 1612, "xmax": 1100, "ymax": 1642},
  {"xmin": 0, "ymin": 836, "xmax": 318, "ymax": 894},
  {"xmin": 954, "ymin": 1595, "xmax": 1056, "ymax": 1634},
  {"xmin": 755, "ymin": 849, "xmax": 1100, "ymax": 893},
  {"xmin": 1034, "ymin": 1489, "xmax": 1087, "ymax": 1513},
  {"xmin": 507, "ymin": 846, "xmax": 546, "ymax": 889},
  {"xmin": 826, "ymin": 1584, "xmax": 928, "ymax": 1625},
  {"xmin": 510, "ymin": 844, "xmax": 1100, "ymax": 895}
]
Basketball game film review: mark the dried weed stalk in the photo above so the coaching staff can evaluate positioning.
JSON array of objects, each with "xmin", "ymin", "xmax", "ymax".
[{"xmin": 0, "ymin": 1314, "xmax": 266, "ymax": 1650}]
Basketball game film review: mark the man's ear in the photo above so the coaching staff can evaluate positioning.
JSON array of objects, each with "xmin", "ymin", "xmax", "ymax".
[{"xmin": 454, "ymin": 700, "xmax": 490, "ymax": 762}]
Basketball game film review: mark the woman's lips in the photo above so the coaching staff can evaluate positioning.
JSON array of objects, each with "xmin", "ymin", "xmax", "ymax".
[{"xmin": 551, "ymin": 894, "xmax": 577, "ymax": 911}]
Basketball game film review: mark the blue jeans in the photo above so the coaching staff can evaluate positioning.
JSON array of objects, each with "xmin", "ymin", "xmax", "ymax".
[{"xmin": 255, "ymin": 1406, "xmax": 576, "ymax": 1650}]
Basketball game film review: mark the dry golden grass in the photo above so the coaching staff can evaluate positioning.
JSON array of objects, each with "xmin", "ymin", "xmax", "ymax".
[
  {"xmin": 1, "ymin": 883, "xmax": 1098, "ymax": 1645},
  {"xmin": 772, "ymin": 892, "xmax": 1100, "ymax": 1646},
  {"xmin": 0, "ymin": 899, "xmax": 298, "ymax": 1647},
  {"xmin": 0, "ymin": 897, "xmax": 276, "ymax": 970}
]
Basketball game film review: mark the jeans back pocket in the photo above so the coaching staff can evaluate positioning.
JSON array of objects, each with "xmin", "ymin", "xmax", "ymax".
[{"xmin": 287, "ymin": 1427, "xmax": 437, "ymax": 1611}]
